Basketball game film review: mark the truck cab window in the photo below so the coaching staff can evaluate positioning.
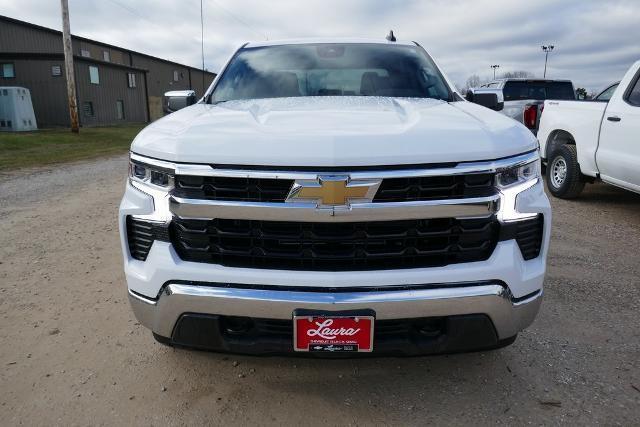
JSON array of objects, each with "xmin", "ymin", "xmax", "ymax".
[
  {"xmin": 211, "ymin": 44, "xmax": 451, "ymax": 103},
  {"xmin": 595, "ymin": 83, "xmax": 618, "ymax": 102},
  {"xmin": 626, "ymin": 76, "xmax": 640, "ymax": 106},
  {"xmin": 503, "ymin": 81, "xmax": 575, "ymax": 101}
]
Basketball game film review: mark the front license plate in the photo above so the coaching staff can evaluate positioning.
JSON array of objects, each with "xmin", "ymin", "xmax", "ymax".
[{"xmin": 293, "ymin": 311, "xmax": 374, "ymax": 352}]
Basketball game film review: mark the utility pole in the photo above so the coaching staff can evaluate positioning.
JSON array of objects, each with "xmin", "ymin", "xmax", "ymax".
[
  {"xmin": 200, "ymin": 0, "xmax": 205, "ymax": 95},
  {"xmin": 60, "ymin": 0, "xmax": 79, "ymax": 132},
  {"xmin": 541, "ymin": 45, "xmax": 554, "ymax": 78},
  {"xmin": 491, "ymin": 64, "xmax": 500, "ymax": 79}
]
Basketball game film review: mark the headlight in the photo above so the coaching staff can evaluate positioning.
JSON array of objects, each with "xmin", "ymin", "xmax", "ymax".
[
  {"xmin": 496, "ymin": 157, "xmax": 541, "ymax": 222},
  {"xmin": 129, "ymin": 158, "xmax": 174, "ymax": 189},
  {"xmin": 496, "ymin": 158, "xmax": 541, "ymax": 188}
]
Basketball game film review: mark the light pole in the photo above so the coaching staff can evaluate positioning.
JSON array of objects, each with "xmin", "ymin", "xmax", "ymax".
[
  {"xmin": 491, "ymin": 64, "xmax": 500, "ymax": 79},
  {"xmin": 541, "ymin": 45, "xmax": 554, "ymax": 78}
]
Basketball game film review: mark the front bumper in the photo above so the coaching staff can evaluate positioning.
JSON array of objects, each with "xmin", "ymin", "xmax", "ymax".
[{"xmin": 129, "ymin": 281, "xmax": 541, "ymax": 354}]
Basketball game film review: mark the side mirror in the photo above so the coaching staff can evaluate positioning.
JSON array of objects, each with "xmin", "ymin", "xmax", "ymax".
[
  {"xmin": 164, "ymin": 90, "xmax": 197, "ymax": 114},
  {"xmin": 466, "ymin": 88, "xmax": 504, "ymax": 111}
]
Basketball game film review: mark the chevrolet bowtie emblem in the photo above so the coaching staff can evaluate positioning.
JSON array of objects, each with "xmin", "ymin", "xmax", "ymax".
[{"xmin": 286, "ymin": 176, "xmax": 381, "ymax": 207}]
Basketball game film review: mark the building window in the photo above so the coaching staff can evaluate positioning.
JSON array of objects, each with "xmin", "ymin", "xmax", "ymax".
[
  {"xmin": 83, "ymin": 101, "xmax": 94, "ymax": 117},
  {"xmin": 1, "ymin": 63, "xmax": 15, "ymax": 78},
  {"xmin": 89, "ymin": 66, "xmax": 100, "ymax": 84},
  {"xmin": 116, "ymin": 100, "xmax": 125, "ymax": 120},
  {"xmin": 127, "ymin": 72, "xmax": 136, "ymax": 88},
  {"xmin": 173, "ymin": 70, "xmax": 179, "ymax": 81},
  {"xmin": 81, "ymin": 49, "xmax": 91, "ymax": 58},
  {"xmin": 103, "ymin": 51, "xmax": 110, "ymax": 62},
  {"xmin": 51, "ymin": 65, "xmax": 62, "ymax": 76}
]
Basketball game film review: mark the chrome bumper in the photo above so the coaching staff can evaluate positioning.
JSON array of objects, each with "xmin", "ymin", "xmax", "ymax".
[{"xmin": 129, "ymin": 282, "xmax": 542, "ymax": 340}]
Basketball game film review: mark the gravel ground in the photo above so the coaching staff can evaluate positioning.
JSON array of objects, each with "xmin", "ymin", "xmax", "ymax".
[{"xmin": 0, "ymin": 155, "xmax": 639, "ymax": 426}]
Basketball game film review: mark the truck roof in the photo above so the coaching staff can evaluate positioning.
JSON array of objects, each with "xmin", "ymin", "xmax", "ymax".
[
  {"xmin": 490, "ymin": 78, "xmax": 573, "ymax": 83},
  {"xmin": 245, "ymin": 38, "xmax": 417, "ymax": 48}
]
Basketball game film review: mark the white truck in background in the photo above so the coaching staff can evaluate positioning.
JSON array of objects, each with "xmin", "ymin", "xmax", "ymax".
[
  {"xmin": 466, "ymin": 79, "xmax": 576, "ymax": 135},
  {"xmin": 538, "ymin": 60, "xmax": 640, "ymax": 198}
]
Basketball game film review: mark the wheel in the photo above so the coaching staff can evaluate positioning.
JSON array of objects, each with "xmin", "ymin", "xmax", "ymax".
[{"xmin": 546, "ymin": 144, "xmax": 585, "ymax": 199}]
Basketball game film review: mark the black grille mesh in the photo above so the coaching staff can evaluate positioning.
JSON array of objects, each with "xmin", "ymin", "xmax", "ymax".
[
  {"xmin": 170, "ymin": 217, "xmax": 500, "ymax": 271},
  {"xmin": 174, "ymin": 176, "xmax": 294, "ymax": 202},
  {"xmin": 515, "ymin": 215, "xmax": 544, "ymax": 260},
  {"xmin": 373, "ymin": 174, "xmax": 495, "ymax": 202},
  {"xmin": 173, "ymin": 173, "xmax": 496, "ymax": 203},
  {"xmin": 126, "ymin": 217, "xmax": 169, "ymax": 261}
]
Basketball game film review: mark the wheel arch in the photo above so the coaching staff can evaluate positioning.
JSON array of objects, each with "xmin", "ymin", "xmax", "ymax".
[{"xmin": 545, "ymin": 129, "xmax": 575, "ymax": 160}]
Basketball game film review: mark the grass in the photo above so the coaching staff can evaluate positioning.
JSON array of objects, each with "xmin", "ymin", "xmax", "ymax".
[{"xmin": 0, "ymin": 125, "xmax": 145, "ymax": 170}]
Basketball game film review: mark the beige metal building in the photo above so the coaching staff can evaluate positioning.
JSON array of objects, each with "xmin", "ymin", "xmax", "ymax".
[{"xmin": 0, "ymin": 15, "xmax": 216, "ymax": 127}]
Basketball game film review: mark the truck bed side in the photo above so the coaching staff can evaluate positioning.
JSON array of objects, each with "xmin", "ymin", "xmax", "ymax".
[{"xmin": 537, "ymin": 101, "xmax": 607, "ymax": 177}]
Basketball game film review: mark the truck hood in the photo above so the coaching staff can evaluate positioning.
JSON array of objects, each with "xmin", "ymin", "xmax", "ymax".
[{"xmin": 131, "ymin": 97, "xmax": 537, "ymax": 166}]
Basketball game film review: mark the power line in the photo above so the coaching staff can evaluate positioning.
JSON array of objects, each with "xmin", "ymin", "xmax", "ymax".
[
  {"xmin": 104, "ymin": 0, "xmax": 140, "ymax": 18},
  {"xmin": 97, "ymin": 0, "xmax": 204, "ymax": 71},
  {"xmin": 102, "ymin": 0, "xmax": 160, "ymax": 28},
  {"xmin": 207, "ymin": 0, "xmax": 268, "ymax": 40}
]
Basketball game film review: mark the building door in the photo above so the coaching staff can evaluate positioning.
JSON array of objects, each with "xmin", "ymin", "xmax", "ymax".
[{"xmin": 116, "ymin": 100, "xmax": 125, "ymax": 120}]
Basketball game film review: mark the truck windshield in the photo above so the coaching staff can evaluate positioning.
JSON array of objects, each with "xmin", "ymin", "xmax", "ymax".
[
  {"xmin": 503, "ymin": 81, "xmax": 575, "ymax": 101},
  {"xmin": 211, "ymin": 43, "xmax": 451, "ymax": 103}
]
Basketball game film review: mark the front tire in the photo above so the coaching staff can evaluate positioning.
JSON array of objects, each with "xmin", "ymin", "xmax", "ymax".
[{"xmin": 546, "ymin": 144, "xmax": 585, "ymax": 199}]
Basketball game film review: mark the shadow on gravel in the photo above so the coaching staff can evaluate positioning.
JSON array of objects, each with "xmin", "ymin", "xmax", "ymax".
[
  {"xmin": 169, "ymin": 344, "xmax": 526, "ymax": 402},
  {"xmin": 545, "ymin": 179, "xmax": 640, "ymax": 217},
  {"xmin": 576, "ymin": 188, "xmax": 640, "ymax": 207},
  {"xmin": 577, "ymin": 184, "xmax": 640, "ymax": 205}
]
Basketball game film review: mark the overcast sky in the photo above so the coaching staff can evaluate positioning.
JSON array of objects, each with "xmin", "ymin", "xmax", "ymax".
[{"xmin": 2, "ymin": 0, "xmax": 639, "ymax": 92}]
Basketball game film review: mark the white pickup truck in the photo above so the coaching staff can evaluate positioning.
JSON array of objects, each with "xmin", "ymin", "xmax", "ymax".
[
  {"xmin": 538, "ymin": 60, "xmax": 640, "ymax": 198},
  {"xmin": 119, "ymin": 38, "xmax": 550, "ymax": 356}
]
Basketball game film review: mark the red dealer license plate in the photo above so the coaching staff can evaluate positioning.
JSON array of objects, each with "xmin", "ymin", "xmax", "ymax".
[{"xmin": 293, "ymin": 311, "xmax": 374, "ymax": 353}]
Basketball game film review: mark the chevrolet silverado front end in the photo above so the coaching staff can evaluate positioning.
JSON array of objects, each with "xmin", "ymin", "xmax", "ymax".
[{"xmin": 119, "ymin": 39, "xmax": 551, "ymax": 355}]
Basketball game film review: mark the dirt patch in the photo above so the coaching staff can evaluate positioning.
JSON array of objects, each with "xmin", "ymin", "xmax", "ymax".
[{"xmin": 0, "ymin": 157, "xmax": 639, "ymax": 425}]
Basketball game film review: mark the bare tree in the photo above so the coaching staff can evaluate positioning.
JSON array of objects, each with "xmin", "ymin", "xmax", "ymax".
[
  {"xmin": 461, "ymin": 74, "xmax": 483, "ymax": 93},
  {"xmin": 501, "ymin": 70, "xmax": 535, "ymax": 79}
]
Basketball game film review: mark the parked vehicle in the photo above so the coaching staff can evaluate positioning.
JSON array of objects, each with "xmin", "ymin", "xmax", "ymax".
[
  {"xmin": 0, "ymin": 87, "xmax": 37, "ymax": 131},
  {"xmin": 119, "ymin": 38, "xmax": 551, "ymax": 355},
  {"xmin": 538, "ymin": 61, "xmax": 640, "ymax": 198},
  {"xmin": 467, "ymin": 79, "xmax": 575, "ymax": 134}
]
